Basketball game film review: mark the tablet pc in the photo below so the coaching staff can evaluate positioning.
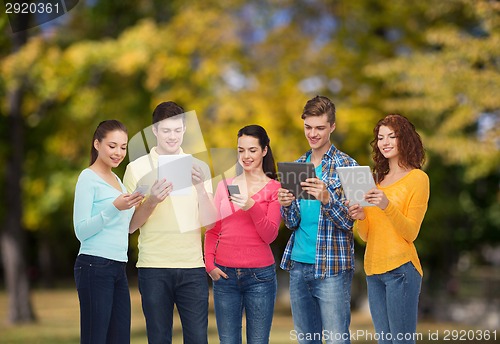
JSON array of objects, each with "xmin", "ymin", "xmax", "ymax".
[
  {"xmin": 336, "ymin": 166, "xmax": 376, "ymax": 207},
  {"xmin": 158, "ymin": 154, "xmax": 193, "ymax": 196},
  {"xmin": 277, "ymin": 162, "xmax": 317, "ymax": 200}
]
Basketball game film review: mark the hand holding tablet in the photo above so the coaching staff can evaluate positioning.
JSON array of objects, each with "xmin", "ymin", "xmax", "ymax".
[
  {"xmin": 277, "ymin": 162, "xmax": 317, "ymax": 200},
  {"xmin": 336, "ymin": 166, "xmax": 376, "ymax": 207}
]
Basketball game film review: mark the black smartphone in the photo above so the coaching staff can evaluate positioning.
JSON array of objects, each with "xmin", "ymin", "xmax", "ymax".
[{"xmin": 227, "ymin": 184, "xmax": 240, "ymax": 196}]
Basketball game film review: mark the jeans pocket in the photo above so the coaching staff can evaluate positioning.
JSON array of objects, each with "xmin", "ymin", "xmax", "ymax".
[{"xmin": 252, "ymin": 266, "xmax": 276, "ymax": 282}]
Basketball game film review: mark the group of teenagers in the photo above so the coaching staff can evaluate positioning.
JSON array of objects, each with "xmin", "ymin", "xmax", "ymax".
[{"xmin": 73, "ymin": 95, "xmax": 430, "ymax": 344}]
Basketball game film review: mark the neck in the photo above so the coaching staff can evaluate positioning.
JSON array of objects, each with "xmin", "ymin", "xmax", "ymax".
[
  {"xmin": 90, "ymin": 160, "xmax": 112, "ymax": 175},
  {"xmin": 311, "ymin": 143, "xmax": 330, "ymax": 162},
  {"xmin": 388, "ymin": 158, "xmax": 407, "ymax": 174},
  {"xmin": 156, "ymin": 147, "xmax": 181, "ymax": 155},
  {"xmin": 242, "ymin": 169, "xmax": 267, "ymax": 182}
]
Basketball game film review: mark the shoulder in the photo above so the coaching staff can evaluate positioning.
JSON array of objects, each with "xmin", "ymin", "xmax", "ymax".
[
  {"xmin": 75, "ymin": 169, "xmax": 98, "ymax": 190},
  {"xmin": 127, "ymin": 153, "xmax": 152, "ymax": 169},
  {"xmin": 408, "ymin": 169, "xmax": 428, "ymax": 182},
  {"xmin": 407, "ymin": 169, "xmax": 429, "ymax": 186},
  {"xmin": 267, "ymin": 179, "xmax": 281, "ymax": 191},
  {"xmin": 77, "ymin": 168, "xmax": 94, "ymax": 182},
  {"xmin": 332, "ymin": 149, "xmax": 358, "ymax": 167}
]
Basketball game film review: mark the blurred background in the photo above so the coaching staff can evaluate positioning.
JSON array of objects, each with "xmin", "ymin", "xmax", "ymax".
[{"xmin": 0, "ymin": 0, "xmax": 499, "ymax": 343}]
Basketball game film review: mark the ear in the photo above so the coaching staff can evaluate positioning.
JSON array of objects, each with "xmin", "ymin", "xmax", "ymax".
[
  {"xmin": 152, "ymin": 125, "xmax": 158, "ymax": 138},
  {"xmin": 93, "ymin": 139, "xmax": 100, "ymax": 151},
  {"xmin": 330, "ymin": 123, "xmax": 336, "ymax": 133},
  {"xmin": 262, "ymin": 146, "xmax": 268, "ymax": 157}
]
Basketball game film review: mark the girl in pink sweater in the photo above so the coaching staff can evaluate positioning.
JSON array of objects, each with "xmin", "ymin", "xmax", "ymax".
[{"xmin": 204, "ymin": 124, "xmax": 281, "ymax": 344}]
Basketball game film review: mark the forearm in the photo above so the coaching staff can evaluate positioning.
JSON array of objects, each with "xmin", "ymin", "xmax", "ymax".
[
  {"xmin": 129, "ymin": 198, "xmax": 158, "ymax": 233},
  {"xmin": 355, "ymin": 218, "xmax": 369, "ymax": 241},
  {"xmin": 204, "ymin": 222, "xmax": 221, "ymax": 272},
  {"xmin": 248, "ymin": 203, "xmax": 281, "ymax": 243},
  {"xmin": 197, "ymin": 187, "xmax": 217, "ymax": 227},
  {"xmin": 383, "ymin": 202, "xmax": 426, "ymax": 242},
  {"xmin": 75, "ymin": 204, "xmax": 119, "ymax": 240},
  {"xmin": 281, "ymin": 201, "xmax": 300, "ymax": 229},
  {"xmin": 323, "ymin": 197, "xmax": 354, "ymax": 232}
]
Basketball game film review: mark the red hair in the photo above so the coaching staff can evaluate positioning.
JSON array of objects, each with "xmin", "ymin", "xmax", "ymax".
[{"xmin": 370, "ymin": 114, "xmax": 425, "ymax": 183}]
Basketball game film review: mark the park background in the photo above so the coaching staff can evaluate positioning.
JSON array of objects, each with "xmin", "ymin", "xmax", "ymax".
[{"xmin": 0, "ymin": 0, "xmax": 499, "ymax": 343}]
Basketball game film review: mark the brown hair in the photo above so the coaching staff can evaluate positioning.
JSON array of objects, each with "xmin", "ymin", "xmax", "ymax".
[
  {"xmin": 90, "ymin": 120, "xmax": 128, "ymax": 165},
  {"xmin": 371, "ymin": 114, "xmax": 425, "ymax": 182},
  {"xmin": 301, "ymin": 95, "xmax": 336, "ymax": 124},
  {"xmin": 152, "ymin": 101, "xmax": 185, "ymax": 126}
]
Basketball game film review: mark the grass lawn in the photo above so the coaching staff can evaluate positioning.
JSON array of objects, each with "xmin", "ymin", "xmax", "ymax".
[{"xmin": 0, "ymin": 287, "xmax": 497, "ymax": 343}]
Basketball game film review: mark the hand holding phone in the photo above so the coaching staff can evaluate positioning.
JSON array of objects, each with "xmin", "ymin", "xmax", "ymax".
[{"xmin": 227, "ymin": 184, "xmax": 240, "ymax": 196}]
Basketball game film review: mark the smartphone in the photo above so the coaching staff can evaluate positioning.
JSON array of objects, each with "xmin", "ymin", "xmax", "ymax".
[
  {"xmin": 133, "ymin": 184, "xmax": 148, "ymax": 196},
  {"xmin": 227, "ymin": 184, "xmax": 240, "ymax": 196}
]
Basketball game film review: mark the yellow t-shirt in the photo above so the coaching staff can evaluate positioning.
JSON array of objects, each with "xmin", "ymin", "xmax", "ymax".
[
  {"xmin": 355, "ymin": 169, "xmax": 429, "ymax": 276},
  {"xmin": 123, "ymin": 147, "xmax": 213, "ymax": 268}
]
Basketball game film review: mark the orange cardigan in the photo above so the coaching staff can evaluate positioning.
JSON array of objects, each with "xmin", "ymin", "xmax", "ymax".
[{"xmin": 355, "ymin": 169, "xmax": 429, "ymax": 276}]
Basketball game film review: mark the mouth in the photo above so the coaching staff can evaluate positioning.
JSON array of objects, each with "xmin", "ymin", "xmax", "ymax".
[
  {"xmin": 242, "ymin": 160, "xmax": 253, "ymax": 166},
  {"xmin": 382, "ymin": 147, "xmax": 393, "ymax": 153},
  {"xmin": 111, "ymin": 157, "xmax": 122, "ymax": 164},
  {"xmin": 308, "ymin": 138, "xmax": 320, "ymax": 144}
]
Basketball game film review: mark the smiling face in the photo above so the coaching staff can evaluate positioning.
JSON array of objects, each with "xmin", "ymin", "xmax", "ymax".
[
  {"xmin": 304, "ymin": 114, "xmax": 335, "ymax": 153},
  {"xmin": 237, "ymin": 135, "xmax": 267, "ymax": 173},
  {"xmin": 94, "ymin": 130, "xmax": 128, "ymax": 169},
  {"xmin": 153, "ymin": 117, "xmax": 186, "ymax": 155},
  {"xmin": 377, "ymin": 125, "xmax": 399, "ymax": 161}
]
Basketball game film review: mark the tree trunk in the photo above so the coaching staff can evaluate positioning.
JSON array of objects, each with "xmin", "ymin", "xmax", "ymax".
[{"xmin": 0, "ymin": 17, "xmax": 36, "ymax": 324}]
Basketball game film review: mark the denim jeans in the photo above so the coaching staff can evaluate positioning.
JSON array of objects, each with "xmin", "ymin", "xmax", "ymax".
[
  {"xmin": 213, "ymin": 264, "xmax": 277, "ymax": 344},
  {"xmin": 138, "ymin": 267, "xmax": 208, "ymax": 344},
  {"xmin": 366, "ymin": 262, "xmax": 422, "ymax": 344},
  {"xmin": 289, "ymin": 261, "xmax": 353, "ymax": 344},
  {"xmin": 74, "ymin": 254, "xmax": 131, "ymax": 344}
]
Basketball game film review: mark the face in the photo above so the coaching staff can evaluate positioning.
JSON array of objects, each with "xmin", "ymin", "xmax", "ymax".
[
  {"xmin": 377, "ymin": 125, "xmax": 399, "ymax": 160},
  {"xmin": 237, "ymin": 135, "xmax": 267, "ymax": 173},
  {"xmin": 153, "ymin": 117, "xmax": 186, "ymax": 155},
  {"xmin": 94, "ymin": 130, "xmax": 128, "ymax": 169},
  {"xmin": 304, "ymin": 114, "xmax": 335, "ymax": 152}
]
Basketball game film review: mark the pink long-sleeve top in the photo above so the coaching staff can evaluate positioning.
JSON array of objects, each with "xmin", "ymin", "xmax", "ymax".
[{"xmin": 204, "ymin": 178, "xmax": 282, "ymax": 273}]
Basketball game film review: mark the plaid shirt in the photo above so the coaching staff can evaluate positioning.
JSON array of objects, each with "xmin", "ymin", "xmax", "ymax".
[{"xmin": 280, "ymin": 144, "xmax": 358, "ymax": 279}]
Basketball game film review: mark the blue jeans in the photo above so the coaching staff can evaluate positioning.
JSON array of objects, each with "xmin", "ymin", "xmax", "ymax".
[
  {"xmin": 74, "ymin": 254, "xmax": 131, "ymax": 344},
  {"xmin": 138, "ymin": 267, "xmax": 208, "ymax": 344},
  {"xmin": 213, "ymin": 264, "xmax": 277, "ymax": 344},
  {"xmin": 289, "ymin": 261, "xmax": 352, "ymax": 344},
  {"xmin": 366, "ymin": 262, "xmax": 422, "ymax": 344}
]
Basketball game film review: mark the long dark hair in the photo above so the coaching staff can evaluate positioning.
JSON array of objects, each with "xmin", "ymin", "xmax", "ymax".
[
  {"xmin": 370, "ymin": 114, "xmax": 425, "ymax": 183},
  {"xmin": 90, "ymin": 120, "xmax": 128, "ymax": 165},
  {"xmin": 237, "ymin": 125, "xmax": 277, "ymax": 180}
]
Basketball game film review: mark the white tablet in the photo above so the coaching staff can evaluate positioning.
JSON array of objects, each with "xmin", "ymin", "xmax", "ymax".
[
  {"xmin": 336, "ymin": 166, "xmax": 376, "ymax": 207},
  {"xmin": 158, "ymin": 154, "xmax": 193, "ymax": 196}
]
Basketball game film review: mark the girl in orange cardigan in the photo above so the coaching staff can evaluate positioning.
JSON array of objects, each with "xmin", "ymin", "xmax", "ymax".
[{"xmin": 348, "ymin": 114, "xmax": 429, "ymax": 344}]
